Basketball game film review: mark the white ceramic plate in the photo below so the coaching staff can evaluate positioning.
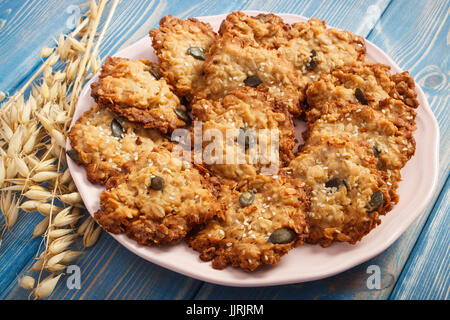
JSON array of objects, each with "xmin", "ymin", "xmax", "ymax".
[{"xmin": 67, "ymin": 11, "xmax": 440, "ymax": 287}]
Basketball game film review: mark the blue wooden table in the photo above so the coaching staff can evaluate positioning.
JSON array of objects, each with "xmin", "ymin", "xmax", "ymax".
[{"xmin": 0, "ymin": 0, "xmax": 448, "ymax": 300}]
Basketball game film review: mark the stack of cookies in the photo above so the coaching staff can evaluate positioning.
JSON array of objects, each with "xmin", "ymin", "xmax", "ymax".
[{"xmin": 68, "ymin": 12, "xmax": 419, "ymax": 271}]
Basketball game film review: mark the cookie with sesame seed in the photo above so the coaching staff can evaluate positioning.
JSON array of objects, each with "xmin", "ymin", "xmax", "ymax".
[
  {"xmin": 218, "ymin": 11, "xmax": 289, "ymax": 49},
  {"xmin": 287, "ymin": 137, "xmax": 396, "ymax": 247},
  {"xmin": 199, "ymin": 35, "xmax": 304, "ymax": 115},
  {"xmin": 279, "ymin": 18, "xmax": 366, "ymax": 87},
  {"xmin": 94, "ymin": 147, "xmax": 223, "ymax": 245},
  {"xmin": 187, "ymin": 174, "xmax": 310, "ymax": 271},
  {"xmin": 191, "ymin": 87, "xmax": 296, "ymax": 180},
  {"xmin": 150, "ymin": 15, "xmax": 218, "ymax": 100},
  {"xmin": 305, "ymin": 62, "xmax": 418, "ymax": 127},
  {"xmin": 304, "ymin": 101, "xmax": 416, "ymax": 177},
  {"xmin": 68, "ymin": 104, "xmax": 168, "ymax": 185},
  {"xmin": 90, "ymin": 57, "xmax": 187, "ymax": 134},
  {"xmin": 373, "ymin": 97, "xmax": 417, "ymax": 133}
]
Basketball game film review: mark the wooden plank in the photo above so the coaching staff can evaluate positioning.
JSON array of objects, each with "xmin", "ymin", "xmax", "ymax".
[
  {"xmin": 194, "ymin": 0, "xmax": 449, "ymax": 299},
  {"xmin": 0, "ymin": 0, "xmax": 393, "ymax": 300},
  {"xmin": 0, "ymin": 0, "xmax": 85, "ymax": 93},
  {"xmin": 0, "ymin": 0, "xmax": 447, "ymax": 300},
  {"xmin": 0, "ymin": 0, "xmax": 220, "ymax": 300},
  {"xmin": 390, "ymin": 177, "xmax": 449, "ymax": 300},
  {"xmin": 2, "ymin": 232, "xmax": 204, "ymax": 299}
]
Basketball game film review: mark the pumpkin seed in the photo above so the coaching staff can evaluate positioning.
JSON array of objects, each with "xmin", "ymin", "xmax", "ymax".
[
  {"xmin": 237, "ymin": 127, "xmax": 255, "ymax": 149},
  {"xmin": 110, "ymin": 119, "xmax": 124, "ymax": 139},
  {"xmin": 174, "ymin": 108, "xmax": 190, "ymax": 123},
  {"xmin": 180, "ymin": 96, "xmax": 189, "ymax": 107},
  {"xmin": 355, "ymin": 88, "xmax": 368, "ymax": 105},
  {"xmin": 149, "ymin": 68, "xmax": 161, "ymax": 80},
  {"xmin": 150, "ymin": 176, "xmax": 164, "ymax": 191},
  {"xmin": 377, "ymin": 159, "xmax": 387, "ymax": 171},
  {"xmin": 187, "ymin": 47, "xmax": 205, "ymax": 60},
  {"xmin": 305, "ymin": 50, "xmax": 318, "ymax": 70},
  {"xmin": 239, "ymin": 191, "xmax": 254, "ymax": 206},
  {"xmin": 268, "ymin": 228, "xmax": 296, "ymax": 244},
  {"xmin": 373, "ymin": 144, "xmax": 381, "ymax": 156},
  {"xmin": 325, "ymin": 177, "xmax": 348, "ymax": 189},
  {"xmin": 66, "ymin": 149, "xmax": 80, "ymax": 164},
  {"xmin": 257, "ymin": 16, "xmax": 266, "ymax": 24},
  {"xmin": 244, "ymin": 75, "xmax": 262, "ymax": 88},
  {"xmin": 366, "ymin": 190, "xmax": 384, "ymax": 212}
]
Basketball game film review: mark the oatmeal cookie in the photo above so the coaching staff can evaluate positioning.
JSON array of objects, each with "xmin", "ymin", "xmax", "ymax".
[
  {"xmin": 287, "ymin": 138, "xmax": 396, "ymax": 247},
  {"xmin": 374, "ymin": 98, "xmax": 417, "ymax": 133},
  {"xmin": 187, "ymin": 174, "xmax": 310, "ymax": 271},
  {"xmin": 305, "ymin": 62, "xmax": 418, "ymax": 125},
  {"xmin": 90, "ymin": 57, "xmax": 186, "ymax": 134},
  {"xmin": 150, "ymin": 15, "xmax": 218, "ymax": 99},
  {"xmin": 199, "ymin": 35, "xmax": 304, "ymax": 115},
  {"xmin": 191, "ymin": 87, "xmax": 295, "ymax": 180},
  {"xmin": 218, "ymin": 11, "xmax": 289, "ymax": 49},
  {"xmin": 68, "ymin": 104, "xmax": 167, "ymax": 185},
  {"xmin": 304, "ymin": 101, "xmax": 416, "ymax": 172},
  {"xmin": 279, "ymin": 18, "xmax": 366, "ymax": 86},
  {"xmin": 94, "ymin": 147, "xmax": 223, "ymax": 245}
]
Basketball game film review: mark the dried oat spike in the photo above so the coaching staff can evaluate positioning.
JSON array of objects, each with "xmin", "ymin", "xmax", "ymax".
[
  {"xmin": 23, "ymin": 189, "xmax": 53, "ymax": 201},
  {"xmin": 33, "ymin": 217, "xmax": 50, "ymax": 238},
  {"xmin": 20, "ymin": 200, "xmax": 41, "ymax": 212},
  {"xmin": 18, "ymin": 275, "xmax": 35, "ymax": 290},
  {"xmin": 33, "ymin": 274, "xmax": 62, "ymax": 299},
  {"xmin": 58, "ymin": 192, "xmax": 82, "ymax": 206},
  {"xmin": 31, "ymin": 171, "xmax": 60, "ymax": 183},
  {"xmin": 48, "ymin": 234, "xmax": 77, "ymax": 255},
  {"xmin": 36, "ymin": 203, "xmax": 63, "ymax": 216},
  {"xmin": 48, "ymin": 228, "xmax": 73, "ymax": 239},
  {"xmin": 0, "ymin": 156, "xmax": 5, "ymax": 187},
  {"xmin": 1, "ymin": 190, "xmax": 19, "ymax": 227},
  {"xmin": 83, "ymin": 224, "xmax": 102, "ymax": 248}
]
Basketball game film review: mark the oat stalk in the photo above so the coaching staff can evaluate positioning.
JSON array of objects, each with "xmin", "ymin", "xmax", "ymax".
[{"xmin": 0, "ymin": 0, "xmax": 118, "ymax": 299}]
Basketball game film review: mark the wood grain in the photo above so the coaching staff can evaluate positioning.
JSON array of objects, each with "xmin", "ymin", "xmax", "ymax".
[{"xmin": 0, "ymin": 0, "xmax": 448, "ymax": 300}]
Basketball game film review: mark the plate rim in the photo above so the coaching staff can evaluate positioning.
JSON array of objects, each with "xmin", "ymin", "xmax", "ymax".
[{"xmin": 67, "ymin": 11, "xmax": 440, "ymax": 287}]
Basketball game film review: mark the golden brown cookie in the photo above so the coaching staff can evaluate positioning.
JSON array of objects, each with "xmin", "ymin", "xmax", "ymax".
[
  {"xmin": 68, "ymin": 104, "xmax": 167, "ymax": 185},
  {"xmin": 304, "ymin": 101, "xmax": 416, "ymax": 172},
  {"xmin": 279, "ymin": 18, "xmax": 366, "ymax": 82},
  {"xmin": 374, "ymin": 97, "xmax": 417, "ymax": 133},
  {"xmin": 94, "ymin": 147, "xmax": 223, "ymax": 245},
  {"xmin": 305, "ymin": 62, "xmax": 418, "ymax": 125},
  {"xmin": 150, "ymin": 15, "xmax": 218, "ymax": 100},
  {"xmin": 218, "ymin": 11, "xmax": 289, "ymax": 49},
  {"xmin": 199, "ymin": 35, "xmax": 303, "ymax": 115},
  {"xmin": 90, "ymin": 57, "xmax": 186, "ymax": 134},
  {"xmin": 187, "ymin": 174, "xmax": 310, "ymax": 271},
  {"xmin": 287, "ymin": 137, "xmax": 396, "ymax": 247},
  {"xmin": 191, "ymin": 87, "xmax": 296, "ymax": 180}
]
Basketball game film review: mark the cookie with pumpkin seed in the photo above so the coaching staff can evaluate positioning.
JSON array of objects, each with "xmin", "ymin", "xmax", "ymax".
[
  {"xmin": 68, "ymin": 104, "xmax": 168, "ymax": 185},
  {"xmin": 94, "ymin": 147, "xmax": 223, "ymax": 245},
  {"xmin": 150, "ymin": 15, "xmax": 218, "ymax": 100},
  {"xmin": 278, "ymin": 18, "xmax": 366, "ymax": 85},
  {"xmin": 304, "ymin": 101, "xmax": 416, "ymax": 174},
  {"xmin": 305, "ymin": 62, "xmax": 418, "ymax": 126},
  {"xmin": 187, "ymin": 174, "xmax": 310, "ymax": 272},
  {"xmin": 218, "ymin": 11, "xmax": 289, "ymax": 49},
  {"xmin": 191, "ymin": 86, "xmax": 296, "ymax": 180},
  {"xmin": 287, "ymin": 137, "xmax": 396, "ymax": 247},
  {"xmin": 199, "ymin": 35, "xmax": 304, "ymax": 115},
  {"xmin": 90, "ymin": 57, "xmax": 187, "ymax": 134}
]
